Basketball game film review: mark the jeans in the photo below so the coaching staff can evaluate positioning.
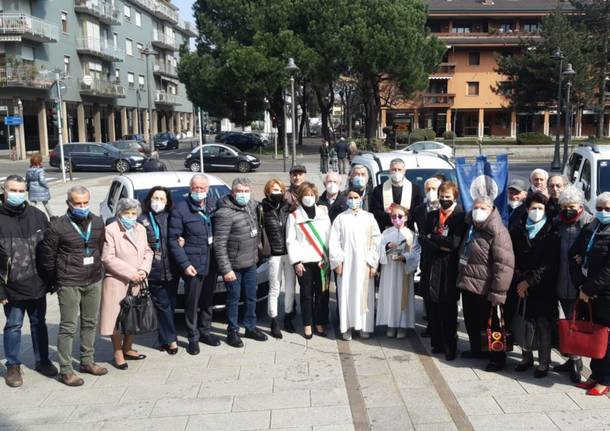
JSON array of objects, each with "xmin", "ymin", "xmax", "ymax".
[
  {"xmin": 57, "ymin": 282, "xmax": 102, "ymax": 374},
  {"xmin": 149, "ymin": 279, "xmax": 179, "ymax": 346},
  {"xmin": 3, "ymin": 296, "xmax": 49, "ymax": 366},
  {"xmin": 298, "ymin": 262, "xmax": 329, "ymax": 326},
  {"xmin": 183, "ymin": 271, "xmax": 215, "ymax": 343},
  {"xmin": 225, "ymin": 265, "xmax": 257, "ymax": 332},
  {"xmin": 338, "ymin": 158, "xmax": 347, "ymax": 175},
  {"xmin": 267, "ymin": 254, "xmax": 296, "ymax": 318}
]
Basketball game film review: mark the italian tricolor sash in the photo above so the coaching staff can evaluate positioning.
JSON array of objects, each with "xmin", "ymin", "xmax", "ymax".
[{"xmin": 294, "ymin": 214, "xmax": 330, "ymax": 291}]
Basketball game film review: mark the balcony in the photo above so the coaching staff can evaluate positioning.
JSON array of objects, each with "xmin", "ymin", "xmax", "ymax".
[
  {"xmin": 177, "ymin": 18, "xmax": 198, "ymax": 37},
  {"xmin": 153, "ymin": 63, "xmax": 178, "ymax": 78},
  {"xmin": 435, "ymin": 32, "xmax": 540, "ymax": 46},
  {"xmin": 154, "ymin": 1, "xmax": 178, "ymax": 24},
  {"xmin": 130, "ymin": 0, "xmax": 155, "ymax": 14},
  {"xmin": 429, "ymin": 63, "xmax": 456, "ymax": 79},
  {"xmin": 155, "ymin": 90, "xmax": 180, "ymax": 105},
  {"xmin": 0, "ymin": 13, "xmax": 58, "ymax": 43},
  {"xmin": 77, "ymin": 37, "xmax": 124, "ymax": 62},
  {"xmin": 151, "ymin": 33, "xmax": 180, "ymax": 51},
  {"xmin": 74, "ymin": 0, "xmax": 121, "ymax": 26},
  {"xmin": 0, "ymin": 65, "xmax": 53, "ymax": 89},
  {"xmin": 422, "ymin": 93, "xmax": 455, "ymax": 108},
  {"xmin": 80, "ymin": 77, "xmax": 126, "ymax": 98}
]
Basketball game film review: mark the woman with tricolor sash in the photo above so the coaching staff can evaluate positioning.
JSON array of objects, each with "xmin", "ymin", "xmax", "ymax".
[{"xmin": 286, "ymin": 182, "xmax": 332, "ymax": 339}]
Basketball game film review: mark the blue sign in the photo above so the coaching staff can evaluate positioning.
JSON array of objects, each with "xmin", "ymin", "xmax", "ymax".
[
  {"xmin": 5, "ymin": 116, "xmax": 23, "ymax": 126},
  {"xmin": 455, "ymin": 154, "xmax": 509, "ymax": 225}
]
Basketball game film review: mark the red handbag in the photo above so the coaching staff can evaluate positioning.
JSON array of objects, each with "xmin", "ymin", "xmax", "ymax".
[{"xmin": 557, "ymin": 300, "xmax": 609, "ymax": 359}]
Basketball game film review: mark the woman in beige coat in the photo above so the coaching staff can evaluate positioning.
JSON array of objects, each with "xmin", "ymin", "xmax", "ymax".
[{"xmin": 100, "ymin": 198, "xmax": 153, "ymax": 369}]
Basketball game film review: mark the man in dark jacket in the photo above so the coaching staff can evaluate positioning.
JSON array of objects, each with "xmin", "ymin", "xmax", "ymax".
[
  {"xmin": 39, "ymin": 185, "xmax": 108, "ymax": 386},
  {"xmin": 547, "ymin": 174, "xmax": 567, "ymax": 220},
  {"xmin": 319, "ymin": 172, "xmax": 343, "ymax": 223},
  {"xmin": 284, "ymin": 165, "xmax": 307, "ymax": 211},
  {"xmin": 215, "ymin": 177, "xmax": 268, "ymax": 348},
  {"xmin": 508, "ymin": 178, "xmax": 528, "ymax": 231},
  {"xmin": 0, "ymin": 175, "xmax": 57, "ymax": 387},
  {"xmin": 335, "ymin": 137, "xmax": 348, "ymax": 174},
  {"xmin": 169, "ymin": 174, "xmax": 219, "ymax": 355},
  {"xmin": 329, "ymin": 164, "xmax": 372, "ymax": 221},
  {"xmin": 319, "ymin": 140, "xmax": 329, "ymax": 174}
]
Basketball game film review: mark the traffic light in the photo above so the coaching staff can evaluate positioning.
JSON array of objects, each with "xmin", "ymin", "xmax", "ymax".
[
  {"xmin": 272, "ymin": 115, "xmax": 277, "ymax": 128},
  {"xmin": 49, "ymin": 107, "xmax": 58, "ymax": 128}
]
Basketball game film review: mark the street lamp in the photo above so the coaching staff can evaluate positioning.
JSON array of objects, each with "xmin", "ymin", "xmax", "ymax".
[
  {"xmin": 551, "ymin": 48, "xmax": 564, "ymax": 171},
  {"xmin": 285, "ymin": 57, "xmax": 299, "ymax": 167},
  {"xmin": 563, "ymin": 63, "xmax": 577, "ymax": 169},
  {"xmin": 140, "ymin": 45, "xmax": 158, "ymax": 155}
]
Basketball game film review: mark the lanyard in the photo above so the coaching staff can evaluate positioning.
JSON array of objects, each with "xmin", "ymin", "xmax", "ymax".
[
  {"xmin": 148, "ymin": 212, "xmax": 161, "ymax": 250},
  {"xmin": 70, "ymin": 221, "xmax": 92, "ymax": 256},
  {"xmin": 198, "ymin": 211, "xmax": 210, "ymax": 226}
]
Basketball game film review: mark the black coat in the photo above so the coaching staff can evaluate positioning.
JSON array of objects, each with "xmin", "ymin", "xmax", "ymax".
[
  {"xmin": 139, "ymin": 211, "xmax": 179, "ymax": 282},
  {"xmin": 369, "ymin": 181, "xmax": 422, "ymax": 231},
  {"xmin": 508, "ymin": 203, "xmax": 527, "ymax": 232},
  {"xmin": 419, "ymin": 205, "xmax": 466, "ymax": 303},
  {"xmin": 319, "ymin": 191, "xmax": 342, "ymax": 223},
  {"xmin": 509, "ymin": 217, "xmax": 560, "ymax": 319},
  {"xmin": 411, "ymin": 202, "xmax": 434, "ymax": 296},
  {"xmin": 38, "ymin": 212, "xmax": 105, "ymax": 288},
  {"xmin": 570, "ymin": 219, "xmax": 610, "ymax": 326},
  {"xmin": 260, "ymin": 198, "xmax": 291, "ymax": 256}
]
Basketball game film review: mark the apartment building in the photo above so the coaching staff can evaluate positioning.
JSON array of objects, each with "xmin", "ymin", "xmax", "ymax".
[
  {"xmin": 0, "ymin": 0, "xmax": 197, "ymax": 156},
  {"xmin": 382, "ymin": 0, "xmax": 610, "ymax": 139}
]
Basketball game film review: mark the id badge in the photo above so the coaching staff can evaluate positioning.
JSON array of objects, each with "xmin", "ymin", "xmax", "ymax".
[
  {"xmin": 582, "ymin": 266, "xmax": 588, "ymax": 277},
  {"xmin": 153, "ymin": 251, "xmax": 162, "ymax": 262},
  {"xmin": 459, "ymin": 257, "xmax": 468, "ymax": 266},
  {"xmin": 83, "ymin": 256, "xmax": 94, "ymax": 266},
  {"xmin": 250, "ymin": 228, "xmax": 258, "ymax": 238},
  {"xmin": 208, "ymin": 235, "xmax": 213, "ymax": 245}
]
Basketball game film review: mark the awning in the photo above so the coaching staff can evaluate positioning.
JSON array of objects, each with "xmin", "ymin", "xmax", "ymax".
[{"xmin": 428, "ymin": 76, "xmax": 452, "ymax": 80}]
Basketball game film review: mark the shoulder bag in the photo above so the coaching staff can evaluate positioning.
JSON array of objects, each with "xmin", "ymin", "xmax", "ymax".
[{"xmin": 117, "ymin": 280, "xmax": 158, "ymax": 335}]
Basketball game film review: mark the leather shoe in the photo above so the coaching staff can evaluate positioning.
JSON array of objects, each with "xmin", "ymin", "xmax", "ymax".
[
  {"xmin": 577, "ymin": 380, "xmax": 597, "ymax": 390},
  {"xmin": 80, "ymin": 362, "xmax": 108, "ymax": 376},
  {"xmin": 227, "ymin": 330, "xmax": 244, "ymax": 348},
  {"xmin": 186, "ymin": 341, "xmax": 200, "ymax": 355},
  {"xmin": 160, "ymin": 344, "xmax": 179, "ymax": 355},
  {"xmin": 5, "ymin": 365, "xmax": 22, "ymax": 387},
  {"xmin": 111, "ymin": 361, "xmax": 128, "ymax": 370},
  {"xmin": 35, "ymin": 361, "xmax": 58, "ymax": 377},
  {"xmin": 534, "ymin": 366, "xmax": 549, "ymax": 378},
  {"xmin": 587, "ymin": 386, "xmax": 610, "ymax": 396},
  {"xmin": 245, "ymin": 328, "xmax": 268, "ymax": 342},
  {"xmin": 60, "ymin": 372, "xmax": 84, "ymax": 387},
  {"xmin": 200, "ymin": 332, "xmax": 221, "ymax": 347}
]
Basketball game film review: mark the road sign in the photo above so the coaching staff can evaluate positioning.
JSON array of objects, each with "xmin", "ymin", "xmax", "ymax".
[
  {"xmin": 5, "ymin": 116, "xmax": 23, "ymax": 126},
  {"xmin": 0, "ymin": 106, "xmax": 8, "ymax": 112}
]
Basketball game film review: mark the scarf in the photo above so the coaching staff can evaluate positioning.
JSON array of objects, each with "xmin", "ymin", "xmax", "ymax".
[
  {"xmin": 559, "ymin": 207, "xmax": 583, "ymax": 225},
  {"xmin": 525, "ymin": 217, "xmax": 546, "ymax": 239},
  {"xmin": 435, "ymin": 208, "xmax": 453, "ymax": 235}
]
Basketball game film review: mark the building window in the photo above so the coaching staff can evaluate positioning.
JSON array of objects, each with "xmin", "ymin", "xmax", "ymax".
[
  {"xmin": 113, "ymin": 32, "xmax": 118, "ymax": 48},
  {"xmin": 115, "ymin": 68, "xmax": 120, "ymax": 81},
  {"xmin": 523, "ymin": 22, "xmax": 542, "ymax": 33},
  {"xmin": 468, "ymin": 52, "xmax": 480, "ymax": 66},
  {"xmin": 135, "ymin": 10, "xmax": 142, "ymax": 27},
  {"xmin": 138, "ymin": 74, "xmax": 145, "ymax": 89},
  {"xmin": 127, "ymin": 72, "xmax": 134, "ymax": 89},
  {"xmin": 61, "ymin": 11, "xmax": 68, "ymax": 33},
  {"xmin": 452, "ymin": 24, "xmax": 471, "ymax": 33},
  {"xmin": 467, "ymin": 81, "xmax": 480, "ymax": 96},
  {"xmin": 126, "ymin": 38, "xmax": 133, "ymax": 56},
  {"xmin": 64, "ymin": 56, "xmax": 70, "ymax": 75},
  {"xmin": 124, "ymin": 5, "xmax": 131, "ymax": 21},
  {"xmin": 137, "ymin": 42, "xmax": 144, "ymax": 59},
  {"xmin": 499, "ymin": 23, "xmax": 513, "ymax": 33}
]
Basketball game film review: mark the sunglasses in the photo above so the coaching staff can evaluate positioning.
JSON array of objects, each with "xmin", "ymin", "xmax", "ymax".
[
  {"xmin": 596, "ymin": 207, "xmax": 610, "ymax": 212},
  {"xmin": 391, "ymin": 214, "xmax": 404, "ymax": 220}
]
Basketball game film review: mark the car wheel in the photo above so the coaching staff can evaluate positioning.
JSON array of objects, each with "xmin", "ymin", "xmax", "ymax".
[
  {"xmin": 237, "ymin": 161, "xmax": 250, "ymax": 173},
  {"xmin": 115, "ymin": 159, "xmax": 130, "ymax": 173},
  {"xmin": 189, "ymin": 161, "xmax": 201, "ymax": 172}
]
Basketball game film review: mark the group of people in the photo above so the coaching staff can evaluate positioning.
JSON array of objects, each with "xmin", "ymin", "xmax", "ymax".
[{"xmin": 319, "ymin": 137, "xmax": 358, "ymax": 175}]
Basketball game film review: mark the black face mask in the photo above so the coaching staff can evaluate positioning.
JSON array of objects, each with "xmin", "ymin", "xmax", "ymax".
[
  {"xmin": 562, "ymin": 208, "xmax": 579, "ymax": 220},
  {"xmin": 439, "ymin": 199, "xmax": 454, "ymax": 210},
  {"xmin": 270, "ymin": 193, "xmax": 283, "ymax": 204}
]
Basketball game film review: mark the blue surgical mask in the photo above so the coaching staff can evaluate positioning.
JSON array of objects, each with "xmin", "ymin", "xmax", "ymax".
[
  {"xmin": 235, "ymin": 192, "xmax": 251, "ymax": 206},
  {"xmin": 191, "ymin": 191, "xmax": 207, "ymax": 202},
  {"xmin": 352, "ymin": 176, "xmax": 366, "ymax": 189},
  {"xmin": 71, "ymin": 206, "xmax": 90, "ymax": 219},
  {"xmin": 6, "ymin": 192, "xmax": 25, "ymax": 207},
  {"xmin": 596, "ymin": 210, "xmax": 610, "ymax": 225},
  {"xmin": 120, "ymin": 216, "xmax": 138, "ymax": 230},
  {"xmin": 347, "ymin": 198, "xmax": 361, "ymax": 210}
]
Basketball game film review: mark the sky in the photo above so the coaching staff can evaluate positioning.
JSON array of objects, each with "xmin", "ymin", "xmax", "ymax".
[{"xmin": 172, "ymin": 0, "xmax": 196, "ymax": 24}]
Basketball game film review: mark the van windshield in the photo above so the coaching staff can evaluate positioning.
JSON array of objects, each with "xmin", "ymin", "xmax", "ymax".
[{"xmin": 377, "ymin": 168, "xmax": 457, "ymax": 192}]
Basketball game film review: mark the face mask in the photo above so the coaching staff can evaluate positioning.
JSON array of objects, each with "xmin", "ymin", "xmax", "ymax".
[
  {"xmin": 528, "ymin": 208, "xmax": 545, "ymax": 223},
  {"xmin": 347, "ymin": 199, "xmax": 361, "ymax": 210},
  {"xmin": 6, "ymin": 192, "xmax": 25, "ymax": 207},
  {"xmin": 390, "ymin": 171, "xmax": 404, "ymax": 183},
  {"xmin": 270, "ymin": 192, "xmax": 283, "ymax": 204},
  {"xmin": 326, "ymin": 182, "xmax": 339, "ymax": 195},
  {"xmin": 235, "ymin": 192, "xmax": 250, "ymax": 206},
  {"xmin": 120, "ymin": 216, "xmax": 137, "ymax": 230},
  {"xmin": 302, "ymin": 196, "xmax": 316, "ymax": 208},
  {"xmin": 191, "ymin": 191, "xmax": 207, "ymax": 202},
  {"xmin": 391, "ymin": 215, "xmax": 405, "ymax": 228},
  {"xmin": 439, "ymin": 199, "xmax": 453, "ymax": 210},
  {"xmin": 70, "ymin": 205, "xmax": 90, "ymax": 218},
  {"xmin": 426, "ymin": 190, "xmax": 438, "ymax": 203},
  {"xmin": 508, "ymin": 200, "xmax": 523, "ymax": 209},
  {"xmin": 596, "ymin": 210, "xmax": 610, "ymax": 225},
  {"xmin": 472, "ymin": 208, "xmax": 489, "ymax": 223},
  {"xmin": 352, "ymin": 176, "xmax": 366, "ymax": 189},
  {"xmin": 561, "ymin": 208, "xmax": 579, "ymax": 220},
  {"xmin": 150, "ymin": 201, "xmax": 165, "ymax": 214}
]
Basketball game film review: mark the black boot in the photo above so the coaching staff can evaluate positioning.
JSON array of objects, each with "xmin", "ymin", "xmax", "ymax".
[
  {"xmin": 570, "ymin": 358, "xmax": 583, "ymax": 384},
  {"xmin": 553, "ymin": 359, "xmax": 573, "ymax": 373},
  {"xmin": 270, "ymin": 318, "xmax": 283, "ymax": 339},
  {"xmin": 284, "ymin": 312, "xmax": 295, "ymax": 333},
  {"xmin": 515, "ymin": 351, "xmax": 534, "ymax": 372}
]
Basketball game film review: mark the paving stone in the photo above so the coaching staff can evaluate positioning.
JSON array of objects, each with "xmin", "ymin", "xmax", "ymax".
[
  {"xmin": 360, "ymin": 379, "xmax": 404, "ymax": 408},
  {"xmin": 457, "ymin": 395, "xmax": 503, "ymax": 415},
  {"xmin": 0, "ymin": 405, "xmax": 75, "ymax": 427},
  {"xmin": 198, "ymin": 378, "xmax": 273, "ymax": 397},
  {"xmin": 239, "ymin": 361, "xmax": 309, "ymax": 380},
  {"xmin": 208, "ymin": 352, "xmax": 276, "ymax": 368},
  {"xmin": 0, "ymin": 389, "xmax": 52, "ymax": 407},
  {"xmin": 469, "ymin": 412, "xmax": 560, "ymax": 430},
  {"xmin": 186, "ymin": 411, "xmax": 271, "ymax": 430},
  {"xmin": 399, "ymin": 386, "xmax": 453, "ymax": 425},
  {"xmin": 353, "ymin": 357, "xmax": 392, "ymax": 377},
  {"xmin": 517, "ymin": 374, "xmax": 587, "ymax": 394},
  {"xmin": 67, "ymin": 400, "xmax": 154, "ymax": 423},
  {"xmin": 547, "ymin": 409, "xmax": 610, "ymax": 430},
  {"xmin": 448, "ymin": 379, "xmax": 526, "ymax": 398},
  {"xmin": 314, "ymin": 425, "xmax": 356, "ymax": 431},
  {"xmin": 42, "ymin": 386, "xmax": 127, "ymax": 406},
  {"xmin": 234, "ymin": 389, "xmax": 310, "ymax": 411},
  {"xmin": 310, "ymin": 387, "xmax": 349, "ymax": 407},
  {"xmin": 121, "ymin": 383, "xmax": 201, "ymax": 402},
  {"xmin": 273, "ymin": 376, "xmax": 344, "ymax": 392},
  {"xmin": 567, "ymin": 391, "xmax": 610, "ymax": 410},
  {"xmin": 100, "ymin": 417, "xmax": 189, "ymax": 431},
  {"xmin": 92, "ymin": 369, "xmax": 172, "ymax": 387},
  {"xmin": 414, "ymin": 422, "xmax": 459, "ymax": 431},
  {"xmin": 271, "ymin": 406, "xmax": 353, "ymax": 429},
  {"xmin": 493, "ymin": 392, "xmax": 580, "ymax": 414},
  {"xmin": 22, "ymin": 424, "xmax": 104, "ymax": 431},
  {"xmin": 151, "ymin": 396, "xmax": 234, "ymax": 417},
  {"xmin": 367, "ymin": 406, "xmax": 414, "ymax": 431},
  {"xmin": 169, "ymin": 365, "xmax": 241, "ymax": 384}
]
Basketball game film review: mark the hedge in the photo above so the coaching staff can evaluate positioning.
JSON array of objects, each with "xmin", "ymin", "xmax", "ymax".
[{"xmin": 516, "ymin": 132, "xmax": 553, "ymax": 145}]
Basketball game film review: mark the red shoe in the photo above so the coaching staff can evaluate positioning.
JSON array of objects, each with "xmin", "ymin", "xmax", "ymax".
[
  {"xmin": 586, "ymin": 386, "xmax": 609, "ymax": 396},
  {"xmin": 577, "ymin": 380, "xmax": 597, "ymax": 390}
]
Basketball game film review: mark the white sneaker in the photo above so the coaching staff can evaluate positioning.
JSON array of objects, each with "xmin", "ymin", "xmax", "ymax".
[
  {"xmin": 360, "ymin": 331, "xmax": 371, "ymax": 339},
  {"xmin": 396, "ymin": 328, "xmax": 407, "ymax": 339},
  {"xmin": 386, "ymin": 327, "xmax": 397, "ymax": 338},
  {"xmin": 342, "ymin": 329, "xmax": 352, "ymax": 341}
]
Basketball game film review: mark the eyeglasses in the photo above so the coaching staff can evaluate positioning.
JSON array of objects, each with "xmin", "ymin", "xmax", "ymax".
[{"xmin": 391, "ymin": 214, "xmax": 404, "ymax": 220}]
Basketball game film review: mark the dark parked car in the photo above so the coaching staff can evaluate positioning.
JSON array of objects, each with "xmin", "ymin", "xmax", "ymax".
[
  {"xmin": 122, "ymin": 134, "xmax": 146, "ymax": 144},
  {"xmin": 49, "ymin": 142, "xmax": 145, "ymax": 173},
  {"xmin": 215, "ymin": 131, "xmax": 236, "ymax": 142},
  {"xmin": 185, "ymin": 143, "xmax": 261, "ymax": 173},
  {"xmin": 153, "ymin": 132, "xmax": 179, "ymax": 150},
  {"xmin": 223, "ymin": 132, "xmax": 266, "ymax": 151},
  {"xmin": 110, "ymin": 139, "xmax": 152, "ymax": 156}
]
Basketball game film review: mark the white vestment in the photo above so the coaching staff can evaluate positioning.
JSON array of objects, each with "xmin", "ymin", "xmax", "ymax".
[
  {"xmin": 329, "ymin": 209, "xmax": 381, "ymax": 333},
  {"xmin": 375, "ymin": 226, "xmax": 421, "ymax": 329}
]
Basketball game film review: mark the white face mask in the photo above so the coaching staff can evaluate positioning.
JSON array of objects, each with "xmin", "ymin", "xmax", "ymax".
[
  {"xmin": 426, "ymin": 189, "xmax": 438, "ymax": 203},
  {"xmin": 302, "ymin": 196, "xmax": 316, "ymax": 208},
  {"xmin": 150, "ymin": 201, "xmax": 165, "ymax": 214},
  {"xmin": 390, "ymin": 171, "xmax": 404, "ymax": 183},
  {"xmin": 326, "ymin": 182, "xmax": 339, "ymax": 195},
  {"xmin": 528, "ymin": 208, "xmax": 545, "ymax": 223},
  {"xmin": 508, "ymin": 200, "xmax": 523, "ymax": 209},
  {"xmin": 472, "ymin": 208, "xmax": 490, "ymax": 223}
]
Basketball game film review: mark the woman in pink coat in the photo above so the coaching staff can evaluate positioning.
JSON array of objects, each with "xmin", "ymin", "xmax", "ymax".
[{"xmin": 100, "ymin": 198, "xmax": 153, "ymax": 369}]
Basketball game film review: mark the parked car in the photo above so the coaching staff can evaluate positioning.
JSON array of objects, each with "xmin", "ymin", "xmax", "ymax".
[
  {"xmin": 400, "ymin": 141, "xmax": 454, "ymax": 159},
  {"xmin": 223, "ymin": 132, "xmax": 266, "ymax": 151},
  {"xmin": 110, "ymin": 139, "xmax": 152, "ymax": 156},
  {"xmin": 122, "ymin": 134, "xmax": 146, "ymax": 144},
  {"xmin": 99, "ymin": 172, "xmax": 269, "ymax": 313},
  {"xmin": 215, "ymin": 131, "xmax": 236, "ymax": 142},
  {"xmin": 185, "ymin": 143, "xmax": 261, "ymax": 173},
  {"xmin": 245, "ymin": 132, "xmax": 269, "ymax": 146},
  {"xmin": 564, "ymin": 143, "xmax": 610, "ymax": 213},
  {"xmin": 49, "ymin": 142, "xmax": 145, "ymax": 173},
  {"xmin": 153, "ymin": 132, "xmax": 179, "ymax": 150}
]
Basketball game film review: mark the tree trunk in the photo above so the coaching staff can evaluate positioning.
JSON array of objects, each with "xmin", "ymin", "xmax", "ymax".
[
  {"xmin": 315, "ymin": 86, "xmax": 334, "ymax": 142},
  {"xmin": 298, "ymin": 82, "xmax": 308, "ymax": 146},
  {"xmin": 597, "ymin": 17, "xmax": 609, "ymax": 138}
]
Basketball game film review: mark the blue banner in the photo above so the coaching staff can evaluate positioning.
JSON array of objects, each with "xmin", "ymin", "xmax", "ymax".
[{"xmin": 455, "ymin": 154, "xmax": 509, "ymax": 225}]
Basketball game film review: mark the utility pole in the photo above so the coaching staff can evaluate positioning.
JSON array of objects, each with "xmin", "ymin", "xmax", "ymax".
[
  {"xmin": 198, "ymin": 107, "xmax": 204, "ymax": 173},
  {"xmin": 55, "ymin": 72, "xmax": 67, "ymax": 183},
  {"xmin": 140, "ymin": 45, "xmax": 157, "ymax": 153}
]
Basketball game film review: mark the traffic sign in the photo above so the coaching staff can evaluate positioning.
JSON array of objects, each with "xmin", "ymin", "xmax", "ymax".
[
  {"xmin": 0, "ymin": 106, "xmax": 8, "ymax": 112},
  {"xmin": 5, "ymin": 116, "xmax": 23, "ymax": 126}
]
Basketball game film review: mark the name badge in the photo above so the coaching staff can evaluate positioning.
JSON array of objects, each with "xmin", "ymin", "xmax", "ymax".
[
  {"xmin": 153, "ymin": 251, "xmax": 162, "ymax": 262},
  {"xmin": 582, "ymin": 266, "xmax": 588, "ymax": 277},
  {"xmin": 208, "ymin": 235, "xmax": 214, "ymax": 245},
  {"xmin": 83, "ymin": 256, "xmax": 94, "ymax": 266},
  {"xmin": 250, "ymin": 228, "xmax": 258, "ymax": 238},
  {"xmin": 459, "ymin": 257, "xmax": 468, "ymax": 266}
]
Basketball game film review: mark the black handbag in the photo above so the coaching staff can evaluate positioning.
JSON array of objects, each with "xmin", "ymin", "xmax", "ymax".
[
  {"xmin": 117, "ymin": 280, "xmax": 158, "ymax": 335},
  {"xmin": 512, "ymin": 298, "xmax": 538, "ymax": 350}
]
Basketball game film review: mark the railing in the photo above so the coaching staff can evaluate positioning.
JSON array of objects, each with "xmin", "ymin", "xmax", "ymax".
[
  {"xmin": 0, "ymin": 13, "xmax": 59, "ymax": 42},
  {"xmin": 77, "ymin": 37, "xmax": 125, "ymax": 61},
  {"xmin": 177, "ymin": 18, "xmax": 198, "ymax": 36},
  {"xmin": 430, "ymin": 63, "xmax": 456, "ymax": 77},
  {"xmin": 154, "ymin": 1, "xmax": 178, "ymax": 23},
  {"xmin": 155, "ymin": 90, "xmax": 178, "ymax": 104},
  {"xmin": 74, "ymin": 0, "xmax": 121, "ymax": 25},
  {"xmin": 0, "ymin": 66, "xmax": 53, "ymax": 89},
  {"xmin": 422, "ymin": 93, "xmax": 455, "ymax": 107},
  {"xmin": 153, "ymin": 63, "xmax": 178, "ymax": 76},
  {"xmin": 80, "ymin": 77, "xmax": 125, "ymax": 97},
  {"xmin": 130, "ymin": 0, "xmax": 155, "ymax": 14},
  {"xmin": 152, "ymin": 33, "xmax": 180, "ymax": 50}
]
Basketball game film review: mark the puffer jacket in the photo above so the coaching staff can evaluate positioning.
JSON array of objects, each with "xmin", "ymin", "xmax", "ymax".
[
  {"xmin": 0, "ymin": 203, "xmax": 48, "ymax": 301},
  {"xmin": 38, "ymin": 211, "xmax": 105, "ymax": 287},
  {"xmin": 557, "ymin": 211, "xmax": 593, "ymax": 300},
  {"xmin": 214, "ymin": 194, "xmax": 260, "ymax": 275},
  {"xmin": 260, "ymin": 198, "xmax": 291, "ymax": 256},
  {"xmin": 457, "ymin": 208, "xmax": 515, "ymax": 305},
  {"xmin": 25, "ymin": 167, "xmax": 50, "ymax": 202}
]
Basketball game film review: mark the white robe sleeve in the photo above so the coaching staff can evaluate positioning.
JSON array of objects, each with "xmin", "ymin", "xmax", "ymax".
[
  {"xmin": 366, "ymin": 214, "xmax": 382, "ymax": 268},
  {"xmin": 285, "ymin": 212, "xmax": 301, "ymax": 265},
  {"xmin": 378, "ymin": 229, "xmax": 392, "ymax": 265},
  {"xmin": 403, "ymin": 236, "xmax": 421, "ymax": 274},
  {"xmin": 329, "ymin": 215, "xmax": 344, "ymax": 270}
]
